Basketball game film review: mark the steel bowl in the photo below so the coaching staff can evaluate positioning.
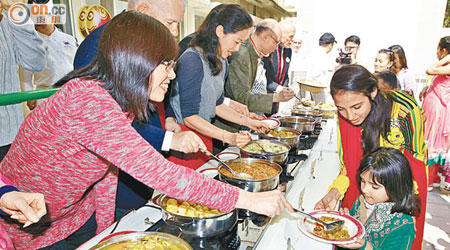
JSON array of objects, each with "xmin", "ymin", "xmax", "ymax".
[
  {"xmin": 89, "ymin": 232, "xmax": 192, "ymax": 250},
  {"xmin": 276, "ymin": 116, "xmax": 315, "ymax": 133},
  {"xmin": 218, "ymin": 158, "xmax": 282, "ymax": 192},
  {"xmin": 290, "ymin": 109, "xmax": 323, "ymax": 123},
  {"xmin": 260, "ymin": 127, "xmax": 301, "ymax": 149},
  {"xmin": 158, "ymin": 195, "xmax": 237, "ymax": 238},
  {"xmin": 240, "ymin": 139, "xmax": 290, "ymax": 164}
]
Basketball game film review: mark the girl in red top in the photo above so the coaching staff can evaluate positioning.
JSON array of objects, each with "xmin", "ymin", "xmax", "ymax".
[{"xmin": 0, "ymin": 11, "xmax": 292, "ymax": 249}]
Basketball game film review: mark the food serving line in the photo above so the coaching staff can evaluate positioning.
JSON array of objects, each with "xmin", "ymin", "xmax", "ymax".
[{"xmin": 77, "ymin": 115, "xmax": 340, "ymax": 250}]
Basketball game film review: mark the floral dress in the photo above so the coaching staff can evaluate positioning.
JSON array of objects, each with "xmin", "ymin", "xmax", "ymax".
[{"xmin": 350, "ymin": 196, "xmax": 415, "ymax": 250}]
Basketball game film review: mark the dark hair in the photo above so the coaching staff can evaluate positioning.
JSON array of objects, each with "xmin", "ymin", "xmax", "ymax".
[
  {"xmin": 438, "ymin": 36, "xmax": 450, "ymax": 52},
  {"xmin": 374, "ymin": 71, "xmax": 399, "ymax": 90},
  {"xmin": 377, "ymin": 49, "xmax": 395, "ymax": 71},
  {"xmin": 344, "ymin": 35, "xmax": 360, "ymax": 46},
  {"xmin": 388, "ymin": 45, "xmax": 408, "ymax": 74},
  {"xmin": 54, "ymin": 11, "xmax": 178, "ymax": 122},
  {"xmin": 330, "ymin": 65, "xmax": 394, "ymax": 154},
  {"xmin": 189, "ymin": 4, "xmax": 252, "ymax": 76},
  {"xmin": 358, "ymin": 147, "xmax": 421, "ymax": 216}
]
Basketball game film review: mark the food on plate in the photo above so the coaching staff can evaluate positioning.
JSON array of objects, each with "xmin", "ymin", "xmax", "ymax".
[
  {"xmin": 268, "ymin": 129, "xmax": 299, "ymax": 138},
  {"xmin": 219, "ymin": 161, "xmax": 280, "ymax": 180},
  {"xmin": 102, "ymin": 235, "xmax": 186, "ymax": 250},
  {"xmin": 312, "ymin": 216, "xmax": 350, "ymax": 240},
  {"xmin": 294, "ymin": 102, "xmax": 336, "ymax": 111},
  {"xmin": 242, "ymin": 141, "xmax": 289, "ymax": 154},
  {"xmin": 163, "ymin": 197, "xmax": 224, "ymax": 217}
]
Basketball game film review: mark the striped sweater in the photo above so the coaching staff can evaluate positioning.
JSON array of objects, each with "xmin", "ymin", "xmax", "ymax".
[{"xmin": 0, "ymin": 78, "xmax": 239, "ymax": 249}]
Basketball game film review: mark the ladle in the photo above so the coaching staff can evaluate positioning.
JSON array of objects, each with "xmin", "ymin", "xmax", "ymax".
[
  {"xmin": 293, "ymin": 208, "xmax": 345, "ymax": 233},
  {"xmin": 200, "ymin": 149, "xmax": 253, "ymax": 179}
]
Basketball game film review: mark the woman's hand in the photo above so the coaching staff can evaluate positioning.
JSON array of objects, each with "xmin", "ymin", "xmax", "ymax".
[
  {"xmin": 273, "ymin": 88, "xmax": 295, "ymax": 102},
  {"xmin": 27, "ymin": 100, "xmax": 37, "ymax": 110},
  {"xmin": 336, "ymin": 238, "xmax": 366, "ymax": 249},
  {"xmin": 171, "ymin": 131, "xmax": 206, "ymax": 153},
  {"xmin": 246, "ymin": 119, "xmax": 271, "ymax": 134},
  {"xmin": 227, "ymin": 131, "xmax": 251, "ymax": 148},
  {"xmin": 229, "ymin": 100, "xmax": 250, "ymax": 117},
  {"xmin": 235, "ymin": 189, "xmax": 293, "ymax": 217},
  {"xmin": 314, "ymin": 188, "xmax": 341, "ymax": 210},
  {"xmin": 249, "ymin": 112, "xmax": 265, "ymax": 120},
  {"xmin": 0, "ymin": 191, "xmax": 46, "ymax": 227},
  {"xmin": 339, "ymin": 207, "xmax": 350, "ymax": 216},
  {"xmin": 165, "ymin": 117, "xmax": 182, "ymax": 132}
]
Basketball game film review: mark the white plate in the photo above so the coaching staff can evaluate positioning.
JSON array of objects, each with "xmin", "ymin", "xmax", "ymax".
[
  {"xmin": 215, "ymin": 152, "xmax": 240, "ymax": 161},
  {"xmin": 263, "ymin": 118, "xmax": 281, "ymax": 128},
  {"xmin": 199, "ymin": 167, "xmax": 218, "ymax": 178},
  {"xmin": 297, "ymin": 211, "xmax": 365, "ymax": 244}
]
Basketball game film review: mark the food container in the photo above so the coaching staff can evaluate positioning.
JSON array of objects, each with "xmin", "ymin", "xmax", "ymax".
[
  {"xmin": 276, "ymin": 116, "xmax": 315, "ymax": 133},
  {"xmin": 218, "ymin": 158, "xmax": 282, "ymax": 192},
  {"xmin": 158, "ymin": 195, "xmax": 237, "ymax": 238},
  {"xmin": 290, "ymin": 109, "xmax": 323, "ymax": 123},
  {"xmin": 89, "ymin": 232, "xmax": 192, "ymax": 250},
  {"xmin": 260, "ymin": 127, "xmax": 301, "ymax": 149},
  {"xmin": 240, "ymin": 139, "xmax": 290, "ymax": 164}
]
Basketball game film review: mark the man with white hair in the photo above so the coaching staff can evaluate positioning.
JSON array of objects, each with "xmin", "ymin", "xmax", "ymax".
[
  {"xmin": 264, "ymin": 20, "xmax": 296, "ymax": 92},
  {"xmin": 224, "ymin": 19, "xmax": 295, "ymax": 119}
]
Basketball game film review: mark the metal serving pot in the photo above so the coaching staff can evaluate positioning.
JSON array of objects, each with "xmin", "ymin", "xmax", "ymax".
[
  {"xmin": 290, "ymin": 109, "xmax": 323, "ymax": 123},
  {"xmin": 218, "ymin": 158, "xmax": 282, "ymax": 192},
  {"xmin": 276, "ymin": 116, "xmax": 315, "ymax": 133},
  {"xmin": 157, "ymin": 195, "xmax": 237, "ymax": 238},
  {"xmin": 260, "ymin": 127, "xmax": 301, "ymax": 149},
  {"xmin": 240, "ymin": 139, "xmax": 290, "ymax": 164},
  {"xmin": 89, "ymin": 232, "xmax": 192, "ymax": 250}
]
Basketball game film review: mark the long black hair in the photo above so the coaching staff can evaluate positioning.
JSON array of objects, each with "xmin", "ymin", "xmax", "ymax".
[
  {"xmin": 388, "ymin": 45, "xmax": 408, "ymax": 74},
  {"xmin": 438, "ymin": 36, "xmax": 450, "ymax": 52},
  {"xmin": 358, "ymin": 147, "xmax": 420, "ymax": 216},
  {"xmin": 54, "ymin": 11, "xmax": 179, "ymax": 122},
  {"xmin": 331, "ymin": 65, "xmax": 394, "ymax": 155},
  {"xmin": 189, "ymin": 4, "xmax": 252, "ymax": 76}
]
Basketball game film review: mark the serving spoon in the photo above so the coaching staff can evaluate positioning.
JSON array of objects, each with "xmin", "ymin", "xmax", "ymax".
[
  {"xmin": 200, "ymin": 149, "xmax": 253, "ymax": 179},
  {"xmin": 293, "ymin": 208, "xmax": 345, "ymax": 233}
]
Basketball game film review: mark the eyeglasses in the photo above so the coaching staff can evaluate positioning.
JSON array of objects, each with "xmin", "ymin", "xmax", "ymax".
[{"xmin": 161, "ymin": 60, "xmax": 176, "ymax": 72}]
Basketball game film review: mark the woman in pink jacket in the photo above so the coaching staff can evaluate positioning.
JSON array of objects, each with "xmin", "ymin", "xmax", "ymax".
[{"xmin": 0, "ymin": 11, "xmax": 292, "ymax": 250}]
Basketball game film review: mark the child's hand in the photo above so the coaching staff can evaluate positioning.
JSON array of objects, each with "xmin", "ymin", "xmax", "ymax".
[
  {"xmin": 336, "ymin": 238, "xmax": 365, "ymax": 249},
  {"xmin": 339, "ymin": 207, "xmax": 350, "ymax": 216}
]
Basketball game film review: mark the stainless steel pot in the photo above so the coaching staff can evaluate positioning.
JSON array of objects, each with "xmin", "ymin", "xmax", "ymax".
[
  {"xmin": 260, "ymin": 127, "xmax": 301, "ymax": 149},
  {"xmin": 89, "ymin": 232, "xmax": 192, "ymax": 250},
  {"xmin": 276, "ymin": 116, "xmax": 315, "ymax": 133},
  {"xmin": 218, "ymin": 158, "xmax": 282, "ymax": 192},
  {"xmin": 290, "ymin": 109, "xmax": 323, "ymax": 123},
  {"xmin": 240, "ymin": 139, "xmax": 290, "ymax": 164},
  {"xmin": 157, "ymin": 195, "xmax": 237, "ymax": 238}
]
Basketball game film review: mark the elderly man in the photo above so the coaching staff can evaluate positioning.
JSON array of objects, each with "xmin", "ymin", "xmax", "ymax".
[
  {"xmin": 264, "ymin": 20, "xmax": 296, "ymax": 92},
  {"xmin": 224, "ymin": 19, "xmax": 295, "ymax": 117},
  {"xmin": 73, "ymin": 0, "xmax": 205, "ymax": 222}
]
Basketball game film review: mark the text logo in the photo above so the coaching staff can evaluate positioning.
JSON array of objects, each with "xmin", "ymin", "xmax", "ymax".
[{"xmin": 8, "ymin": 3, "xmax": 67, "ymax": 25}]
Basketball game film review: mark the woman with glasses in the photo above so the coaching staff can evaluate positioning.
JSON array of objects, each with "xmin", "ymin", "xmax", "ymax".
[
  {"xmin": 170, "ymin": 4, "xmax": 270, "ymax": 160},
  {"xmin": 421, "ymin": 36, "xmax": 450, "ymax": 192},
  {"xmin": 0, "ymin": 11, "xmax": 292, "ymax": 250},
  {"xmin": 314, "ymin": 65, "xmax": 427, "ymax": 250},
  {"xmin": 388, "ymin": 45, "xmax": 416, "ymax": 96},
  {"xmin": 374, "ymin": 48, "xmax": 395, "ymax": 73}
]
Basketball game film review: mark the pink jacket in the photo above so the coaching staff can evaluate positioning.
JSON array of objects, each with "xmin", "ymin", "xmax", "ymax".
[
  {"xmin": 0, "ymin": 78, "xmax": 239, "ymax": 249},
  {"xmin": 0, "ymin": 175, "xmax": 16, "ymax": 250}
]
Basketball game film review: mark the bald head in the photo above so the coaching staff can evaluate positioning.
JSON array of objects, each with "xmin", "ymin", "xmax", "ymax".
[
  {"xmin": 251, "ymin": 19, "xmax": 281, "ymax": 57},
  {"xmin": 128, "ymin": 0, "xmax": 185, "ymax": 36},
  {"xmin": 279, "ymin": 20, "xmax": 296, "ymax": 48}
]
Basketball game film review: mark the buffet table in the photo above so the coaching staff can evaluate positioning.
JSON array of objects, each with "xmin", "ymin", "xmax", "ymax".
[{"xmin": 77, "ymin": 118, "xmax": 340, "ymax": 250}]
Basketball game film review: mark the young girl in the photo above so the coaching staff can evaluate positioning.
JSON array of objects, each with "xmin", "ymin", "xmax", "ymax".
[{"xmin": 337, "ymin": 147, "xmax": 420, "ymax": 250}]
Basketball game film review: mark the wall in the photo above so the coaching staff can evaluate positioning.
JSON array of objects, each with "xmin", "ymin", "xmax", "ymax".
[{"xmin": 294, "ymin": 0, "xmax": 449, "ymax": 76}]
